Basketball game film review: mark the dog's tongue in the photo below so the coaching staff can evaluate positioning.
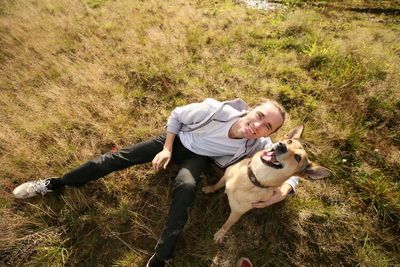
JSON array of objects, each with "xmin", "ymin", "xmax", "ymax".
[{"xmin": 262, "ymin": 151, "xmax": 277, "ymax": 162}]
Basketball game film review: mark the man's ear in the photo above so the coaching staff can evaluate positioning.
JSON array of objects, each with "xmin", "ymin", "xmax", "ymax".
[
  {"xmin": 303, "ymin": 162, "xmax": 333, "ymax": 180},
  {"xmin": 285, "ymin": 124, "xmax": 304, "ymax": 139}
]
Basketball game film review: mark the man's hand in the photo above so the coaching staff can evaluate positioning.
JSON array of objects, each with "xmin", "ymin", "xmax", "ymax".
[
  {"xmin": 252, "ymin": 183, "xmax": 293, "ymax": 209},
  {"xmin": 152, "ymin": 149, "xmax": 172, "ymax": 173}
]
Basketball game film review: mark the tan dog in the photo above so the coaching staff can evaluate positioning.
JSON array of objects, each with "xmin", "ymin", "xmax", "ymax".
[{"xmin": 202, "ymin": 124, "xmax": 333, "ymax": 243}]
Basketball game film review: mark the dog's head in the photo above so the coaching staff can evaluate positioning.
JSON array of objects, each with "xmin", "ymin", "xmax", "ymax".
[{"xmin": 252, "ymin": 124, "xmax": 332, "ymax": 186}]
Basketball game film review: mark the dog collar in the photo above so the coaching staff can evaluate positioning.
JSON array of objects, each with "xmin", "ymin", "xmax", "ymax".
[{"xmin": 247, "ymin": 162, "xmax": 270, "ymax": 189}]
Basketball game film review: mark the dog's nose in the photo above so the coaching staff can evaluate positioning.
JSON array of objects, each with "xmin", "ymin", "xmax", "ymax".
[{"xmin": 276, "ymin": 142, "xmax": 287, "ymax": 153}]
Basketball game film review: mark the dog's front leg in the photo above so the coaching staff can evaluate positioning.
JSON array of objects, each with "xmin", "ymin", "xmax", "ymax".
[
  {"xmin": 202, "ymin": 175, "xmax": 226, "ymax": 194},
  {"xmin": 214, "ymin": 210, "xmax": 243, "ymax": 243}
]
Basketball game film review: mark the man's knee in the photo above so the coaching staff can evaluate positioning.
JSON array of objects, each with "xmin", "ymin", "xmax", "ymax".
[
  {"xmin": 174, "ymin": 182, "xmax": 197, "ymax": 196},
  {"xmin": 174, "ymin": 168, "xmax": 197, "ymax": 192}
]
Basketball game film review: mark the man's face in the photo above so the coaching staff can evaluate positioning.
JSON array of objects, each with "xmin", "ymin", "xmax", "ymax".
[{"xmin": 233, "ymin": 102, "xmax": 283, "ymax": 139}]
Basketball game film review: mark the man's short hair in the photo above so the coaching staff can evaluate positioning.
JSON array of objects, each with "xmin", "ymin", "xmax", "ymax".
[{"xmin": 254, "ymin": 98, "xmax": 286, "ymax": 133}]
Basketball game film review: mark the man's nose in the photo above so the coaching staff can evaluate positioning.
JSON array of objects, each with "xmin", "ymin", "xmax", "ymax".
[{"xmin": 254, "ymin": 122, "xmax": 262, "ymax": 130}]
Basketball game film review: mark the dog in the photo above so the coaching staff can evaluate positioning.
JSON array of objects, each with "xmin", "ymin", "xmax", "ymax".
[{"xmin": 202, "ymin": 124, "xmax": 333, "ymax": 243}]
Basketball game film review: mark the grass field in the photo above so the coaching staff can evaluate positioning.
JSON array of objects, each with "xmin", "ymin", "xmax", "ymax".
[{"xmin": 0, "ymin": 0, "xmax": 399, "ymax": 266}]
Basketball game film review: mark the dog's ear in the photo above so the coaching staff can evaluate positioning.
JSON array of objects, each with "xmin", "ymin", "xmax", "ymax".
[
  {"xmin": 302, "ymin": 162, "xmax": 333, "ymax": 180},
  {"xmin": 285, "ymin": 124, "xmax": 304, "ymax": 139}
]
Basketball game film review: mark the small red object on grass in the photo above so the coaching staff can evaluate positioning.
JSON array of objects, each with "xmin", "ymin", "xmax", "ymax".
[{"xmin": 236, "ymin": 257, "xmax": 253, "ymax": 267}]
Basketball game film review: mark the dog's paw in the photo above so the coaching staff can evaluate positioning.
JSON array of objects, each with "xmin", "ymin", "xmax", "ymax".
[
  {"xmin": 213, "ymin": 228, "xmax": 226, "ymax": 243},
  {"xmin": 202, "ymin": 186, "xmax": 215, "ymax": 194}
]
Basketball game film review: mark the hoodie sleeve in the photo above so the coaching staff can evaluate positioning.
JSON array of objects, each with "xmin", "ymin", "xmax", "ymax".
[
  {"xmin": 166, "ymin": 100, "xmax": 215, "ymax": 135},
  {"xmin": 284, "ymin": 176, "xmax": 299, "ymax": 196}
]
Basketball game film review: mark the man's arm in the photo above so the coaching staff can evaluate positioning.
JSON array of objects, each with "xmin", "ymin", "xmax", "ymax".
[
  {"xmin": 252, "ymin": 176, "xmax": 299, "ymax": 209},
  {"xmin": 152, "ymin": 132, "xmax": 176, "ymax": 172},
  {"xmin": 166, "ymin": 100, "xmax": 215, "ymax": 134},
  {"xmin": 154, "ymin": 99, "xmax": 216, "ymax": 171}
]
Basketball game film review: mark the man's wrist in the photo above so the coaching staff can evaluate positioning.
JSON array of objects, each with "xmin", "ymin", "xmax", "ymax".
[
  {"xmin": 281, "ymin": 183, "xmax": 293, "ymax": 195},
  {"xmin": 163, "ymin": 147, "xmax": 172, "ymax": 152}
]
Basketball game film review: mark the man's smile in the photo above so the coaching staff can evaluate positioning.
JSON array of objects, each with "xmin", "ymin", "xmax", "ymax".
[{"xmin": 247, "ymin": 122, "xmax": 256, "ymax": 135}]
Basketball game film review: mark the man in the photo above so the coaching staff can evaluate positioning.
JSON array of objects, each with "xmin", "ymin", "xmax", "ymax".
[{"xmin": 13, "ymin": 98, "xmax": 299, "ymax": 267}]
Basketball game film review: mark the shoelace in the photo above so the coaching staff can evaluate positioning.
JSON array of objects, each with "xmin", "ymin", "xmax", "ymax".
[{"xmin": 28, "ymin": 179, "xmax": 50, "ymax": 195}]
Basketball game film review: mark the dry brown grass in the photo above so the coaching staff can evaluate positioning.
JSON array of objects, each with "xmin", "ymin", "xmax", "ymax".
[{"xmin": 0, "ymin": 0, "xmax": 399, "ymax": 266}]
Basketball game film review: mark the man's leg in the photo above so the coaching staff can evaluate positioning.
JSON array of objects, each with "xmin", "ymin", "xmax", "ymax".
[
  {"xmin": 154, "ymin": 154, "xmax": 210, "ymax": 261},
  {"xmin": 13, "ymin": 134, "xmax": 168, "ymax": 198},
  {"xmin": 53, "ymin": 134, "xmax": 168, "ymax": 188}
]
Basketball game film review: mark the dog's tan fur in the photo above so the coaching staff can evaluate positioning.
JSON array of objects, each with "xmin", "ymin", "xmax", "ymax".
[{"xmin": 202, "ymin": 124, "xmax": 333, "ymax": 243}]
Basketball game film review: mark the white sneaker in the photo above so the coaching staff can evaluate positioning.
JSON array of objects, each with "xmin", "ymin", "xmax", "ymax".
[{"xmin": 13, "ymin": 178, "xmax": 54, "ymax": 199}]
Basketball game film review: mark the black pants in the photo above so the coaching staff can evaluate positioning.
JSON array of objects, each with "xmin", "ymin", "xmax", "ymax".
[{"xmin": 55, "ymin": 133, "xmax": 210, "ymax": 261}]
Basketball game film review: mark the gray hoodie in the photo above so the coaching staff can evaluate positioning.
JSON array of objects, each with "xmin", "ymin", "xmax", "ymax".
[
  {"xmin": 166, "ymin": 98, "xmax": 299, "ymax": 192},
  {"xmin": 167, "ymin": 98, "xmax": 273, "ymax": 168}
]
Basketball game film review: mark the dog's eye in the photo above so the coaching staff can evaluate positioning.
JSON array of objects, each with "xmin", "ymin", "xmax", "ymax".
[
  {"xmin": 294, "ymin": 154, "xmax": 301, "ymax": 163},
  {"xmin": 287, "ymin": 139, "xmax": 292, "ymax": 144}
]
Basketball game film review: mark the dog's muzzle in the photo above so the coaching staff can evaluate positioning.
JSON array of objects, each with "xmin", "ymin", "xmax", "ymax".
[
  {"xmin": 260, "ymin": 143, "xmax": 284, "ymax": 169},
  {"xmin": 275, "ymin": 142, "xmax": 287, "ymax": 154}
]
